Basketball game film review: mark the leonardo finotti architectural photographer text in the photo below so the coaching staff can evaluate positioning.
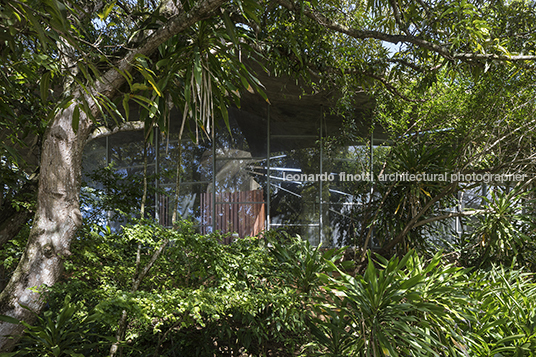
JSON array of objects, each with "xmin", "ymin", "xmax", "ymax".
[{"xmin": 283, "ymin": 172, "xmax": 527, "ymax": 183}]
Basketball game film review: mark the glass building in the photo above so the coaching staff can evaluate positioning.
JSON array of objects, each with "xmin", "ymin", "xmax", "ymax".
[{"xmin": 82, "ymin": 71, "xmax": 392, "ymax": 246}]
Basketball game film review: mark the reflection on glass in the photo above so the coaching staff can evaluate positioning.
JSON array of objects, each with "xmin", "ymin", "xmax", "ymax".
[
  {"xmin": 215, "ymin": 119, "xmax": 252, "ymax": 153},
  {"xmin": 269, "ymin": 146, "xmax": 320, "ymax": 226},
  {"xmin": 80, "ymin": 108, "xmax": 389, "ymax": 246},
  {"xmin": 109, "ymin": 131, "xmax": 155, "ymax": 169},
  {"xmin": 82, "ymin": 138, "xmax": 106, "ymax": 185},
  {"xmin": 215, "ymin": 156, "xmax": 266, "ymax": 194},
  {"xmin": 159, "ymin": 137, "xmax": 212, "ymax": 184},
  {"xmin": 158, "ymin": 183, "xmax": 209, "ymax": 230},
  {"xmin": 328, "ymin": 203, "xmax": 365, "ymax": 247},
  {"xmin": 201, "ymin": 199, "xmax": 265, "ymax": 237},
  {"xmin": 224, "ymin": 108, "xmax": 268, "ymax": 156}
]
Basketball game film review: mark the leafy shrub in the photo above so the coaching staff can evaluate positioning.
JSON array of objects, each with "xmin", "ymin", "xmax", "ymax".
[
  {"xmin": 311, "ymin": 251, "xmax": 470, "ymax": 356},
  {"xmin": 49, "ymin": 221, "xmax": 332, "ymax": 356},
  {"xmin": 459, "ymin": 266, "xmax": 536, "ymax": 355},
  {"xmin": 268, "ymin": 232, "xmax": 350, "ymax": 298},
  {"xmin": 461, "ymin": 186, "xmax": 536, "ymax": 270},
  {"xmin": 310, "ymin": 250, "xmax": 536, "ymax": 356},
  {"xmin": 0, "ymin": 296, "xmax": 111, "ymax": 357}
]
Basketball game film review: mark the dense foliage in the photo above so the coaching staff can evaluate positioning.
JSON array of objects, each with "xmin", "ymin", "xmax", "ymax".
[
  {"xmin": 1, "ymin": 169, "xmax": 536, "ymax": 356},
  {"xmin": 3, "ymin": 222, "xmax": 536, "ymax": 356},
  {"xmin": 3, "ymin": 0, "xmax": 536, "ymax": 355}
]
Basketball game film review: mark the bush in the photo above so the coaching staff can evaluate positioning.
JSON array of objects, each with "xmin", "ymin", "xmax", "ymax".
[
  {"xmin": 310, "ymin": 251, "xmax": 468, "ymax": 356},
  {"xmin": 0, "ymin": 296, "xmax": 111, "ymax": 357}
]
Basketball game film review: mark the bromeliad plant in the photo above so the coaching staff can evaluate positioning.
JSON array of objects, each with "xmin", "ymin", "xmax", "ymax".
[
  {"xmin": 311, "ymin": 251, "xmax": 470, "ymax": 356},
  {"xmin": 461, "ymin": 186, "xmax": 536, "ymax": 269}
]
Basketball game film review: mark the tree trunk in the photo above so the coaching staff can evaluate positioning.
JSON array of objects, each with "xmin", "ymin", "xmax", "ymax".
[{"xmin": 0, "ymin": 105, "xmax": 92, "ymax": 352}]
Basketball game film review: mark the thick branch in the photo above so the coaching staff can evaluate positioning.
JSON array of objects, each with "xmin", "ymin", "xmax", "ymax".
[
  {"xmin": 86, "ymin": 121, "xmax": 145, "ymax": 143},
  {"xmin": 1, "ymin": 1, "xmax": 228, "ymax": 352},
  {"xmin": 0, "ymin": 180, "xmax": 37, "ymax": 250},
  {"xmin": 453, "ymin": 53, "xmax": 536, "ymax": 61},
  {"xmin": 0, "ymin": 210, "xmax": 31, "ymax": 252},
  {"xmin": 94, "ymin": 0, "xmax": 227, "ymax": 100},
  {"xmin": 274, "ymin": 0, "xmax": 536, "ymax": 63}
]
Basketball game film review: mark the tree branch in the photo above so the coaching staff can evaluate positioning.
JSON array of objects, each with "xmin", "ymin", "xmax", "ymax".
[
  {"xmin": 388, "ymin": 58, "xmax": 425, "ymax": 72},
  {"xmin": 93, "ymin": 0, "xmax": 228, "ymax": 101},
  {"xmin": 86, "ymin": 121, "xmax": 145, "ymax": 143},
  {"xmin": 273, "ymin": 0, "xmax": 536, "ymax": 63},
  {"xmin": 360, "ymin": 71, "xmax": 426, "ymax": 103},
  {"xmin": 274, "ymin": 0, "xmax": 452, "ymax": 58},
  {"xmin": 0, "ymin": 180, "xmax": 37, "ymax": 251},
  {"xmin": 308, "ymin": 64, "xmax": 426, "ymax": 102},
  {"xmin": 388, "ymin": 0, "xmax": 409, "ymax": 35},
  {"xmin": 109, "ymin": 238, "xmax": 170, "ymax": 357},
  {"xmin": 452, "ymin": 53, "xmax": 536, "ymax": 61},
  {"xmin": 380, "ymin": 182, "xmax": 457, "ymax": 253},
  {"xmin": 411, "ymin": 209, "xmax": 492, "ymax": 229}
]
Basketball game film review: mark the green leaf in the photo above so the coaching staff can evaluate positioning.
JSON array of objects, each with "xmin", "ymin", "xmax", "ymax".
[
  {"xmin": 122, "ymin": 93, "xmax": 130, "ymax": 120},
  {"xmin": 193, "ymin": 52, "xmax": 202, "ymax": 86},
  {"xmin": 72, "ymin": 104, "xmax": 80, "ymax": 133},
  {"xmin": 0, "ymin": 315, "xmax": 19, "ymax": 324},
  {"xmin": 221, "ymin": 11, "xmax": 237, "ymax": 45},
  {"xmin": 131, "ymin": 83, "xmax": 150, "ymax": 92},
  {"xmin": 24, "ymin": 9, "xmax": 48, "ymax": 50},
  {"xmin": 40, "ymin": 71, "xmax": 51, "ymax": 102},
  {"xmin": 77, "ymin": 63, "xmax": 91, "ymax": 84},
  {"xmin": 98, "ymin": 0, "xmax": 116, "ymax": 20},
  {"xmin": 240, "ymin": 75, "xmax": 250, "ymax": 92}
]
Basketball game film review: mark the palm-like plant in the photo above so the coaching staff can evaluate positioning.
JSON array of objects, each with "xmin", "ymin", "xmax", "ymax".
[
  {"xmin": 312, "ymin": 251, "xmax": 469, "ymax": 356},
  {"xmin": 462, "ymin": 186, "xmax": 536, "ymax": 269},
  {"xmin": 373, "ymin": 139, "xmax": 459, "ymax": 253},
  {"xmin": 0, "ymin": 296, "xmax": 109, "ymax": 357}
]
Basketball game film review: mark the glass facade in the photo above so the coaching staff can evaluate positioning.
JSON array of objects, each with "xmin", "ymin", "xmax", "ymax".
[{"xmin": 81, "ymin": 104, "xmax": 391, "ymax": 246}]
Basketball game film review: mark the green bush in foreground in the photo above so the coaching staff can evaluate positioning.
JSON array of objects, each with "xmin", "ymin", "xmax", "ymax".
[
  {"xmin": 36, "ymin": 223, "xmax": 330, "ymax": 356},
  {"xmin": 0, "ymin": 296, "xmax": 110, "ymax": 357},
  {"xmin": 3, "ymin": 224, "xmax": 536, "ymax": 356},
  {"xmin": 310, "ymin": 251, "xmax": 536, "ymax": 356}
]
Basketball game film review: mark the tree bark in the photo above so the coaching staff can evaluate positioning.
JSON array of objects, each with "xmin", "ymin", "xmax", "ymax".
[
  {"xmin": 0, "ymin": 104, "xmax": 92, "ymax": 352},
  {"xmin": 0, "ymin": 0, "xmax": 228, "ymax": 351}
]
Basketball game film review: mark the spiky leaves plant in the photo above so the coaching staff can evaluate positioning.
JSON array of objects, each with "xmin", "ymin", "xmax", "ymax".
[
  {"xmin": 312, "ymin": 251, "xmax": 469, "ymax": 356},
  {"xmin": 462, "ymin": 186, "xmax": 536, "ymax": 269}
]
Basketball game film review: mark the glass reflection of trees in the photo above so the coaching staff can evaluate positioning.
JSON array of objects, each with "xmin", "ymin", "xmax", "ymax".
[
  {"xmin": 158, "ymin": 136, "xmax": 212, "ymax": 228},
  {"xmin": 323, "ymin": 143, "xmax": 378, "ymax": 247},
  {"xmin": 269, "ymin": 147, "xmax": 320, "ymax": 227},
  {"xmin": 81, "ymin": 115, "xmax": 391, "ymax": 245}
]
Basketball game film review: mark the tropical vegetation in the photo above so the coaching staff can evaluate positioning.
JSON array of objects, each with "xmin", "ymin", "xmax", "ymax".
[{"xmin": 2, "ymin": 0, "xmax": 536, "ymax": 355}]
